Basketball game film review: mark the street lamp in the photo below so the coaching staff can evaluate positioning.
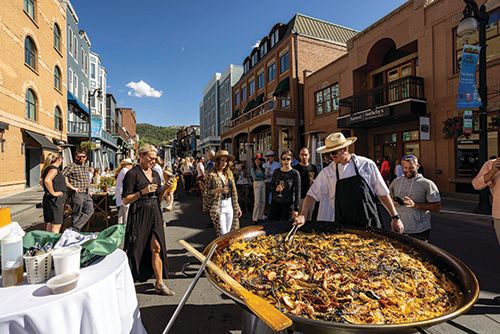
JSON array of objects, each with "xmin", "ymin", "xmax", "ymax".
[
  {"xmin": 87, "ymin": 88, "xmax": 103, "ymax": 167},
  {"xmin": 457, "ymin": 0, "xmax": 491, "ymax": 214}
]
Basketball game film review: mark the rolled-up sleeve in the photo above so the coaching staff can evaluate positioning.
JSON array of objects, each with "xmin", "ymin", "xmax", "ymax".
[{"xmin": 472, "ymin": 160, "xmax": 493, "ymax": 190}]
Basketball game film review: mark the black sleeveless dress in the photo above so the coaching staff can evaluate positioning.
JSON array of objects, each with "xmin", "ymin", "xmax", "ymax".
[
  {"xmin": 42, "ymin": 165, "xmax": 67, "ymax": 225},
  {"xmin": 122, "ymin": 165, "xmax": 168, "ymax": 282}
]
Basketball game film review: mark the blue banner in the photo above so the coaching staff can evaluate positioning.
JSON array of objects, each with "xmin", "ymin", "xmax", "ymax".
[
  {"xmin": 91, "ymin": 115, "xmax": 102, "ymax": 137},
  {"xmin": 456, "ymin": 44, "xmax": 482, "ymax": 109}
]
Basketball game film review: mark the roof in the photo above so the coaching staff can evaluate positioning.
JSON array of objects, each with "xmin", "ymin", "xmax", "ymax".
[{"xmin": 289, "ymin": 13, "xmax": 359, "ymax": 46}]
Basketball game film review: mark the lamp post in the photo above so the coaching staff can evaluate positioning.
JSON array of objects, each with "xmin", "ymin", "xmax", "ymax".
[
  {"xmin": 457, "ymin": 0, "xmax": 491, "ymax": 214},
  {"xmin": 87, "ymin": 88, "xmax": 103, "ymax": 167}
]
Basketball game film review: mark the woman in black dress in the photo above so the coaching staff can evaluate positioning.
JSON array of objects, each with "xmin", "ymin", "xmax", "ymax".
[
  {"xmin": 42, "ymin": 152, "xmax": 67, "ymax": 233},
  {"xmin": 122, "ymin": 144, "xmax": 174, "ymax": 296}
]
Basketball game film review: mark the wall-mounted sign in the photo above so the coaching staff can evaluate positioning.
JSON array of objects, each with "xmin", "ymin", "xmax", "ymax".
[
  {"xmin": 348, "ymin": 107, "xmax": 390, "ymax": 124},
  {"xmin": 419, "ymin": 116, "xmax": 430, "ymax": 141}
]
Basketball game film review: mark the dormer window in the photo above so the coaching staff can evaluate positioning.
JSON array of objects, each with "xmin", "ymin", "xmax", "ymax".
[
  {"xmin": 244, "ymin": 61, "xmax": 250, "ymax": 73},
  {"xmin": 251, "ymin": 52, "xmax": 259, "ymax": 67},
  {"xmin": 260, "ymin": 42, "xmax": 268, "ymax": 58},
  {"xmin": 270, "ymin": 29, "xmax": 280, "ymax": 47}
]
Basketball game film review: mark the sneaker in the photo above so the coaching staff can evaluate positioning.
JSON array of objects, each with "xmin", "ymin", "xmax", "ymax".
[{"xmin": 154, "ymin": 282, "xmax": 175, "ymax": 296}]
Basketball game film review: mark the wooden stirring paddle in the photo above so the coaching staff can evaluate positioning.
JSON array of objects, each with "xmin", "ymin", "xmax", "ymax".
[{"xmin": 179, "ymin": 240, "xmax": 293, "ymax": 332}]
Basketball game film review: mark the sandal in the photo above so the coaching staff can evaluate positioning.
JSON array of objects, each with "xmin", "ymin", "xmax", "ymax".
[{"xmin": 155, "ymin": 282, "xmax": 175, "ymax": 296}]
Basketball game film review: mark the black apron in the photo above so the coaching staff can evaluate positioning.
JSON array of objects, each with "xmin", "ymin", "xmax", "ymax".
[{"xmin": 334, "ymin": 157, "xmax": 381, "ymax": 228}]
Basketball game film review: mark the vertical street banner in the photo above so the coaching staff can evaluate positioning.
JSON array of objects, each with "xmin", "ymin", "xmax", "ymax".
[
  {"xmin": 419, "ymin": 116, "xmax": 430, "ymax": 140},
  {"xmin": 91, "ymin": 115, "xmax": 102, "ymax": 137},
  {"xmin": 463, "ymin": 110, "xmax": 473, "ymax": 135},
  {"xmin": 456, "ymin": 44, "xmax": 482, "ymax": 109}
]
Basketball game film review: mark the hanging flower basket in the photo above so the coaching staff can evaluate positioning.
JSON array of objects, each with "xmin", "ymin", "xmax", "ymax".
[
  {"xmin": 79, "ymin": 140, "xmax": 97, "ymax": 152},
  {"xmin": 442, "ymin": 116, "xmax": 464, "ymax": 139}
]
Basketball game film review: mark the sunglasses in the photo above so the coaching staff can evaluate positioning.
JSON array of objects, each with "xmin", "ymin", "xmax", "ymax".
[
  {"xmin": 329, "ymin": 149, "xmax": 342, "ymax": 156},
  {"xmin": 281, "ymin": 157, "xmax": 292, "ymax": 161},
  {"xmin": 76, "ymin": 155, "xmax": 87, "ymax": 159}
]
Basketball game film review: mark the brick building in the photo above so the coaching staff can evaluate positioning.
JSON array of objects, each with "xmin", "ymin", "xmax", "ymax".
[
  {"xmin": 220, "ymin": 13, "xmax": 358, "ymax": 160},
  {"xmin": 303, "ymin": 0, "xmax": 500, "ymax": 195},
  {"xmin": 0, "ymin": 0, "xmax": 67, "ymax": 196},
  {"xmin": 118, "ymin": 107, "xmax": 138, "ymax": 159}
]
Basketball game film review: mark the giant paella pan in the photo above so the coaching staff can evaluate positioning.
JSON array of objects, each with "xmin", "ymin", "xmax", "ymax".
[{"xmin": 203, "ymin": 223, "xmax": 479, "ymax": 334}]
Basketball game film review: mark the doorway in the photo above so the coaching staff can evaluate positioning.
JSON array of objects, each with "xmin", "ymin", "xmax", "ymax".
[{"xmin": 25, "ymin": 147, "xmax": 41, "ymax": 188}]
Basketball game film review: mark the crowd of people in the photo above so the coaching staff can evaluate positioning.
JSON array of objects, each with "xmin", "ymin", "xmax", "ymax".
[{"xmin": 38, "ymin": 131, "xmax": 500, "ymax": 299}]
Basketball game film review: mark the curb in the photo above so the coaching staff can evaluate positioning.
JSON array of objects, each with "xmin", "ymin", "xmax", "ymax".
[{"xmin": 439, "ymin": 210, "xmax": 491, "ymax": 218}]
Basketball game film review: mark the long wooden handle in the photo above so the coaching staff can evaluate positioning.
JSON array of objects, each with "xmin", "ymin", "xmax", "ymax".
[{"xmin": 179, "ymin": 240, "xmax": 293, "ymax": 332}]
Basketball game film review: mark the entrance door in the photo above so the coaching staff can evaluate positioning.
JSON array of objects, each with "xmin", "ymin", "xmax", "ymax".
[
  {"xmin": 25, "ymin": 147, "xmax": 41, "ymax": 188},
  {"xmin": 374, "ymin": 133, "xmax": 397, "ymax": 164}
]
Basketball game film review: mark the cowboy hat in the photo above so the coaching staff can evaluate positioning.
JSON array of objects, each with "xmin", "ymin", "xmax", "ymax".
[
  {"xmin": 214, "ymin": 150, "xmax": 235, "ymax": 161},
  {"xmin": 120, "ymin": 158, "xmax": 133, "ymax": 166},
  {"xmin": 317, "ymin": 132, "xmax": 357, "ymax": 154}
]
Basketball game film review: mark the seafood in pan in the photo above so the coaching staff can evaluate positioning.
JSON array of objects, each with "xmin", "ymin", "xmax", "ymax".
[{"xmin": 212, "ymin": 232, "xmax": 460, "ymax": 324}]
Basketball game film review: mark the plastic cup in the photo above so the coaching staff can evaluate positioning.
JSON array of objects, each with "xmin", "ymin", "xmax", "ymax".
[{"xmin": 52, "ymin": 245, "xmax": 82, "ymax": 276}]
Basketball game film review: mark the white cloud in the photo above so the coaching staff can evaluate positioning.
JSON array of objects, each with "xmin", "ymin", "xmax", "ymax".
[
  {"xmin": 253, "ymin": 40, "xmax": 260, "ymax": 48},
  {"xmin": 126, "ymin": 80, "xmax": 162, "ymax": 98}
]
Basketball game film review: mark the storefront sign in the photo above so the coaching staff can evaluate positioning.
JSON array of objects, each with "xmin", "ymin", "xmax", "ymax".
[
  {"xmin": 463, "ymin": 110, "xmax": 473, "ymax": 135},
  {"xmin": 349, "ymin": 107, "xmax": 390, "ymax": 124},
  {"xmin": 91, "ymin": 115, "xmax": 102, "ymax": 137},
  {"xmin": 419, "ymin": 116, "xmax": 430, "ymax": 141},
  {"xmin": 456, "ymin": 44, "xmax": 482, "ymax": 109}
]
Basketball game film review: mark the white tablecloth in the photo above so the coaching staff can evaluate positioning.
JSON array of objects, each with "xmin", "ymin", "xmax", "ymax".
[{"xmin": 0, "ymin": 249, "xmax": 147, "ymax": 334}]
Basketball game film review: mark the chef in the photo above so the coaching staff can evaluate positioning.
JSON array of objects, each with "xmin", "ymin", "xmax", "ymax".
[{"xmin": 293, "ymin": 132, "xmax": 404, "ymax": 233}]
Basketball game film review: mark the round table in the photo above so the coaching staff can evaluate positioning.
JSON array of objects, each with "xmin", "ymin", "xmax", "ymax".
[{"xmin": 0, "ymin": 249, "xmax": 146, "ymax": 334}]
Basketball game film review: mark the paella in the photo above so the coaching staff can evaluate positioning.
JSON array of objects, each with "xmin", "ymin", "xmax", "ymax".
[{"xmin": 212, "ymin": 232, "xmax": 461, "ymax": 325}]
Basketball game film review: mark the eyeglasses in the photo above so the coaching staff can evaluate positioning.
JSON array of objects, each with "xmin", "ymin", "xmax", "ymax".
[
  {"xmin": 281, "ymin": 157, "xmax": 292, "ymax": 161},
  {"xmin": 76, "ymin": 155, "xmax": 87, "ymax": 159}
]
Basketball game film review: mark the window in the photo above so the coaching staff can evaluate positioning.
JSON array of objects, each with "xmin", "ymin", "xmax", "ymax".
[
  {"xmin": 260, "ymin": 42, "xmax": 268, "ymax": 58},
  {"xmin": 257, "ymin": 71, "xmax": 265, "ymax": 89},
  {"xmin": 91, "ymin": 63, "xmax": 96, "ymax": 79},
  {"xmin": 53, "ymin": 23, "xmax": 61, "ymax": 51},
  {"xmin": 25, "ymin": 89, "xmax": 37, "ymax": 121},
  {"xmin": 68, "ymin": 28, "xmax": 73, "ymax": 56},
  {"xmin": 271, "ymin": 29, "xmax": 280, "ymax": 47},
  {"xmin": 454, "ymin": 8, "xmax": 500, "ymax": 72},
  {"xmin": 235, "ymin": 90, "xmax": 240, "ymax": 105},
  {"xmin": 279, "ymin": 51, "xmax": 289, "ymax": 74},
  {"xmin": 244, "ymin": 61, "xmax": 250, "ymax": 73},
  {"xmin": 73, "ymin": 74, "xmax": 78, "ymax": 97},
  {"xmin": 241, "ymin": 84, "xmax": 247, "ymax": 100},
  {"xmin": 73, "ymin": 33, "xmax": 78, "ymax": 61},
  {"xmin": 315, "ymin": 83, "xmax": 339, "ymax": 116},
  {"xmin": 249, "ymin": 79, "xmax": 255, "ymax": 95},
  {"xmin": 68, "ymin": 68, "xmax": 73, "ymax": 93},
  {"xmin": 268, "ymin": 62, "xmax": 276, "ymax": 81},
  {"xmin": 24, "ymin": 37, "xmax": 37, "ymax": 70},
  {"xmin": 251, "ymin": 53, "xmax": 259, "ymax": 66},
  {"xmin": 24, "ymin": 0, "xmax": 35, "ymax": 20},
  {"xmin": 54, "ymin": 106, "xmax": 62, "ymax": 131},
  {"xmin": 54, "ymin": 66, "xmax": 61, "ymax": 90}
]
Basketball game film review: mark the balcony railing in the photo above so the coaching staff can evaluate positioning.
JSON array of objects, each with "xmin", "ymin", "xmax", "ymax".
[
  {"xmin": 339, "ymin": 76, "xmax": 425, "ymax": 116},
  {"xmin": 100, "ymin": 130, "xmax": 118, "ymax": 147},
  {"xmin": 67, "ymin": 121, "xmax": 89, "ymax": 135},
  {"xmin": 223, "ymin": 97, "xmax": 291, "ymax": 132}
]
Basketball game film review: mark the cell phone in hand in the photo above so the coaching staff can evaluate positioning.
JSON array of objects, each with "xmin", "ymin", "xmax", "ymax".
[{"xmin": 393, "ymin": 196, "xmax": 405, "ymax": 205}]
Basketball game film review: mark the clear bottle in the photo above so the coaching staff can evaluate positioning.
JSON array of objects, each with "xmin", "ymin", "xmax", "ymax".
[{"xmin": 1, "ymin": 233, "xmax": 24, "ymax": 287}]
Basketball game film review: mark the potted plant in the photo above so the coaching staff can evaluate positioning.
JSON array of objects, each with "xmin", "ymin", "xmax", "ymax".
[
  {"xmin": 79, "ymin": 140, "xmax": 96, "ymax": 153},
  {"xmin": 99, "ymin": 176, "xmax": 115, "ymax": 193}
]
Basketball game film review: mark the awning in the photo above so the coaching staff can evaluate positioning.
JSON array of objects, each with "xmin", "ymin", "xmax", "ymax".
[
  {"xmin": 67, "ymin": 91, "xmax": 89, "ymax": 115},
  {"xmin": 255, "ymin": 94, "xmax": 264, "ymax": 107},
  {"xmin": 24, "ymin": 130, "xmax": 60, "ymax": 152},
  {"xmin": 243, "ymin": 99, "xmax": 256, "ymax": 113},
  {"xmin": 273, "ymin": 77, "xmax": 290, "ymax": 97},
  {"xmin": 0, "ymin": 121, "xmax": 9, "ymax": 130}
]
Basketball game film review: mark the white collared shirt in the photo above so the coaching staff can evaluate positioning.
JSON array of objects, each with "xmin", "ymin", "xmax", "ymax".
[{"xmin": 307, "ymin": 155, "xmax": 389, "ymax": 221}]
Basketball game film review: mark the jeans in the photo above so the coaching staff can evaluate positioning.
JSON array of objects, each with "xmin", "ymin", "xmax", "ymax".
[{"xmin": 71, "ymin": 192, "xmax": 94, "ymax": 231}]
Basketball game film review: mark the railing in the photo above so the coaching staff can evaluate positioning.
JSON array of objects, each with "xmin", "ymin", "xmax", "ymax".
[
  {"xmin": 67, "ymin": 121, "xmax": 89, "ymax": 135},
  {"xmin": 99, "ymin": 130, "xmax": 118, "ymax": 147},
  {"xmin": 339, "ymin": 76, "xmax": 425, "ymax": 116},
  {"xmin": 223, "ymin": 97, "xmax": 291, "ymax": 132}
]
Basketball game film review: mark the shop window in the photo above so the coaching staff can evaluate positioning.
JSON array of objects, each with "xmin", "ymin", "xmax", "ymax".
[
  {"xmin": 402, "ymin": 130, "xmax": 420, "ymax": 159},
  {"xmin": 453, "ymin": 8, "xmax": 500, "ymax": 73},
  {"xmin": 256, "ymin": 129, "xmax": 272, "ymax": 152},
  {"xmin": 315, "ymin": 83, "xmax": 339, "ymax": 116}
]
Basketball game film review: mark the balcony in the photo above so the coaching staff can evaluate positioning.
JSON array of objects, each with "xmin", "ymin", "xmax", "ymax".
[
  {"xmin": 223, "ymin": 97, "xmax": 291, "ymax": 133},
  {"xmin": 338, "ymin": 76, "xmax": 426, "ymax": 128},
  {"xmin": 67, "ymin": 121, "xmax": 89, "ymax": 136}
]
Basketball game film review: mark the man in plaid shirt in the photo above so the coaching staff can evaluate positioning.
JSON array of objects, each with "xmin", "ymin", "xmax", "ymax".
[{"xmin": 63, "ymin": 150, "xmax": 94, "ymax": 231}]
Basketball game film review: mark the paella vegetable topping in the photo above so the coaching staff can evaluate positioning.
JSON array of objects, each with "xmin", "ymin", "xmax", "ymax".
[{"xmin": 213, "ymin": 232, "xmax": 460, "ymax": 324}]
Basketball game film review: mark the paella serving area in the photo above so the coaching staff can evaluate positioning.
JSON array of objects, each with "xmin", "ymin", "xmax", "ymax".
[{"xmin": 212, "ymin": 230, "xmax": 464, "ymax": 325}]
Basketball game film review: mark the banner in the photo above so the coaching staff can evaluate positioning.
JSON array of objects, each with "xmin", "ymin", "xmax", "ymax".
[
  {"xmin": 463, "ymin": 110, "xmax": 473, "ymax": 135},
  {"xmin": 456, "ymin": 44, "xmax": 482, "ymax": 109},
  {"xmin": 91, "ymin": 115, "xmax": 102, "ymax": 137},
  {"xmin": 419, "ymin": 116, "xmax": 430, "ymax": 141}
]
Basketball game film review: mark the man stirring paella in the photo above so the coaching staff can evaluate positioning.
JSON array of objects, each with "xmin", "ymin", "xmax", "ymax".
[{"xmin": 293, "ymin": 132, "xmax": 404, "ymax": 233}]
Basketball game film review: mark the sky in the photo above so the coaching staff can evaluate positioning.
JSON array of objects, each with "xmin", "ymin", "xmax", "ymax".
[{"xmin": 72, "ymin": 0, "xmax": 407, "ymax": 126}]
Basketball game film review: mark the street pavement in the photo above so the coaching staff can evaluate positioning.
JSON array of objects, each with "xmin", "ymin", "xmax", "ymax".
[{"xmin": 2, "ymin": 188, "xmax": 500, "ymax": 333}]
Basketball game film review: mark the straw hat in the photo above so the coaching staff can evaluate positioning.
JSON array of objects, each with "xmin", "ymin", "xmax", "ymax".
[
  {"xmin": 120, "ymin": 158, "xmax": 133, "ymax": 166},
  {"xmin": 163, "ymin": 167, "xmax": 174, "ymax": 177},
  {"xmin": 214, "ymin": 150, "xmax": 235, "ymax": 161},
  {"xmin": 316, "ymin": 132, "xmax": 357, "ymax": 154},
  {"xmin": 264, "ymin": 150, "xmax": 276, "ymax": 157}
]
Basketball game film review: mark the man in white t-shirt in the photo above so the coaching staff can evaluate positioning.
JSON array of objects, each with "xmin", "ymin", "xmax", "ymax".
[{"xmin": 294, "ymin": 132, "xmax": 403, "ymax": 233}]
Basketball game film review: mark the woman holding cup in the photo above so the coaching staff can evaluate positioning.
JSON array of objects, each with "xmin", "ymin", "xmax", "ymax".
[{"xmin": 122, "ymin": 144, "xmax": 174, "ymax": 296}]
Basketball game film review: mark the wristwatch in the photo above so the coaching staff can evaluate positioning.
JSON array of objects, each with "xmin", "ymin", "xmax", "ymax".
[{"xmin": 391, "ymin": 214, "xmax": 400, "ymax": 220}]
